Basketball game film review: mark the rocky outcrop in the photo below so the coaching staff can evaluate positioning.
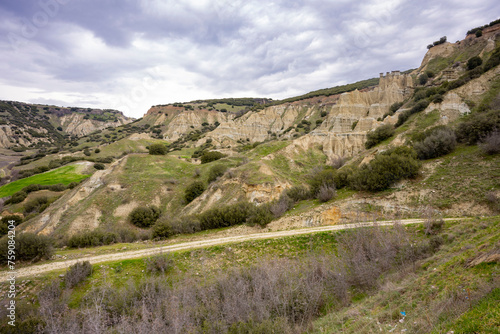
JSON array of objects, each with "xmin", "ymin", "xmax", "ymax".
[
  {"xmin": 60, "ymin": 113, "xmax": 132, "ymax": 137},
  {"xmin": 277, "ymin": 72, "xmax": 413, "ymax": 162}
]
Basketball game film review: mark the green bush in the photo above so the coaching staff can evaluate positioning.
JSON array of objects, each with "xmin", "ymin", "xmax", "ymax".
[
  {"xmin": 67, "ymin": 230, "xmax": 120, "ymax": 248},
  {"xmin": 129, "ymin": 206, "xmax": 161, "ymax": 228},
  {"xmin": 23, "ymin": 196, "xmax": 49, "ymax": 215},
  {"xmin": 389, "ymin": 101, "xmax": 404, "ymax": 114},
  {"xmin": 484, "ymin": 45, "xmax": 500, "ymax": 72},
  {"xmin": 198, "ymin": 202, "xmax": 252, "ymax": 230},
  {"xmin": 308, "ymin": 168, "xmax": 336, "ymax": 197},
  {"xmin": 200, "ymin": 151, "xmax": 225, "ymax": 164},
  {"xmin": 184, "ymin": 181, "xmax": 206, "ymax": 203},
  {"xmin": 467, "ymin": 56, "xmax": 483, "ymax": 71},
  {"xmin": 94, "ymin": 148, "xmax": 101, "ymax": 154},
  {"xmin": 418, "ymin": 73, "xmax": 429, "ymax": 85},
  {"xmin": 0, "ymin": 215, "xmax": 23, "ymax": 236},
  {"xmin": 365, "ymin": 124, "xmax": 395, "ymax": 149},
  {"xmin": 7, "ymin": 191, "xmax": 27, "ymax": 204},
  {"xmin": 283, "ymin": 185, "xmax": 310, "ymax": 202},
  {"xmin": 247, "ymin": 204, "xmax": 274, "ymax": 227},
  {"xmin": 208, "ymin": 164, "xmax": 228, "ymax": 183},
  {"xmin": 83, "ymin": 148, "xmax": 91, "ymax": 156},
  {"xmin": 0, "ymin": 233, "xmax": 53, "ymax": 263},
  {"xmin": 152, "ymin": 220, "xmax": 174, "ymax": 239},
  {"xmin": 456, "ymin": 110, "xmax": 500, "ymax": 144},
  {"xmin": 149, "ymin": 143, "xmax": 168, "ymax": 155},
  {"xmin": 351, "ymin": 147, "xmax": 421, "ymax": 191},
  {"xmin": 413, "ymin": 127, "xmax": 456, "ymax": 159},
  {"xmin": 93, "ymin": 163, "xmax": 105, "ymax": 170}
]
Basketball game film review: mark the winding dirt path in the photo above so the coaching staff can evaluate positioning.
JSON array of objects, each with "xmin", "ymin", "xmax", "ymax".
[{"xmin": 1, "ymin": 218, "xmax": 465, "ymax": 280}]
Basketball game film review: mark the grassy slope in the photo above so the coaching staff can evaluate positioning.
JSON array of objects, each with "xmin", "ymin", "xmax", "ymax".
[
  {"xmin": 4, "ymin": 218, "xmax": 498, "ymax": 333},
  {"xmin": 311, "ymin": 217, "xmax": 500, "ymax": 333},
  {"xmin": 0, "ymin": 165, "xmax": 90, "ymax": 197}
]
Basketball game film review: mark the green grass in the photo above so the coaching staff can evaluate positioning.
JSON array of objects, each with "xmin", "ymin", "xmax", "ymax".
[
  {"xmin": 310, "ymin": 217, "xmax": 500, "ymax": 333},
  {"xmin": 419, "ymin": 145, "xmax": 500, "ymax": 209},
  {"xmin": 438, "ymin": 288, "xmax": 500, "ymax": 334},
  {"xmin": 0, "ymin": 165, "xmax": 90, "ymax": 197}
]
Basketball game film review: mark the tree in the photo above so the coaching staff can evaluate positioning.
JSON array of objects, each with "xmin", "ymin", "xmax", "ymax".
[
  {"xmin": 184, "ymin": 181, "xmax": 206, "ymax": 203},
  {"xmin": 467, "ymin": 56, "xmax": 483, "ymax": 71},
  {"xmin": 129, "ymin": 206, "xmax": 161, "ymax": 228},
  {"xmin": 418, "ymin": 73, "xmax": 429, "ymax": 85},
  {"xmin": 149, "ymin": 143, "xmax": 168, "ymax": 155}
]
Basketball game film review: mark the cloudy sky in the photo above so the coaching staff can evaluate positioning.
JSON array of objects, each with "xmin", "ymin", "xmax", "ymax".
[{"xmin": 0, "ymin": 0, "xmax": 498, "ymax": 118}]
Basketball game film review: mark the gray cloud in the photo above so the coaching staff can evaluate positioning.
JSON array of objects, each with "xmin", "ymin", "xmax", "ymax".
[{"xmin": 0, "ymin": 0, "xmax": 499, "ymax": 118}]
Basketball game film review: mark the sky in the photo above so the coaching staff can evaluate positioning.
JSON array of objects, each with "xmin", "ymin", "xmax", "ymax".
[{"xmin": 0, "ymin": 1, "xmax": 498, "ymax": 118}]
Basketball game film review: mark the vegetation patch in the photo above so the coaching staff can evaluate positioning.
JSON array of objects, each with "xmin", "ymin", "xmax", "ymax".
[{"xmin": 0, "ymin": 165, "xmax": 90, "ymax": 198}]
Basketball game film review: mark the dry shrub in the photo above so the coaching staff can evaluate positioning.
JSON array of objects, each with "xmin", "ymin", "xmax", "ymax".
[
  {"xmin": 145, "ymin": 253, "xmax": 174, "ymax": 274},
  {"xmin": 35, "ymin": 224, "xmax": 427, "ymax": 333},
  {"xmin": 317, "ymin": 184, "xmax": 336, "ymax": 202},
  {"xmin": 480, "ymin": 129, "xmax": 500, "ymax": 155},
  {"xmin": 65, "ymin": 261, "xmax": 92, "ymax": 288}
]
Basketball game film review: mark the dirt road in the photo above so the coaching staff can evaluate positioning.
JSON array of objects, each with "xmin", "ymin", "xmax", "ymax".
[{"xmin": 1, "ymin": 218, "xmax": 463, "ymax": 280}]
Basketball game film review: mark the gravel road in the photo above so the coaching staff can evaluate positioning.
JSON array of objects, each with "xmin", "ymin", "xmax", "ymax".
[{"xmin": 1, "ymin": 218, "xmax": 463, "ymax": 280}]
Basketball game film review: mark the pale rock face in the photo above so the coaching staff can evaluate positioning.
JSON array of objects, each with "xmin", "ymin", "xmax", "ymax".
[
  {"xmin": 284, "ymin": 72, "xmax": 413, "ymax": 162},
  {"xmin": 60, "ymin": 113, "xmax": 132, "ymax": 137},
  {"xmin": 0, "ymin": 125, "xmax": 52, "ymax": 148},
  {"xmin": 200, "ymin": 72, "xmax": 413, "ymax": 160},
  {"xmin": 206, "ymin": 104, "xmax": 301, "ymax": 145},
  {"xmin": 161, "ymin": 110, "xmax": 234, "ymax": 141}
]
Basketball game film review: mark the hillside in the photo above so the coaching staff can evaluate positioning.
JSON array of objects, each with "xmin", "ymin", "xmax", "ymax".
[{"xmin": 0, "ymin": 19, "xmax": 499, "ymax": 333}]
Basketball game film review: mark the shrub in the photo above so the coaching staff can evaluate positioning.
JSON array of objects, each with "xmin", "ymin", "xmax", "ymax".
[
  {"xmin": 207, "ymin": 164, "xmax": 228, "ymax": 183},
  {"xmin": 308, "ymin": 168, "xmax": 336, "ymax": 197},
  {"xmin": 432, "ymin": 94, "xmax": 444, "ymax": 104},
  {"xmin": 352, "ymin": 147, "xmax": 420, "ymax": 191},
  {"xmin": 65, "ymin": 261, "xmax": 92, "ymax": 288},
  {"xmin": 200, "ymin": 151, "xmax": 225, "ymax": 164},
  {"xmin": 418, "ymin": 73, "xmax": 429, "ymax": 85},
  {"xmin": 484, "ymin": 45, "xmax": 500, "ymax": 72},
  {"xmin": 7, "ymin": 191, "xmax": 27, "ymax": 204},
  {"xmin": 413, "ymin": 127, "xmax": 457, "ymax": 159},
  {"xmin": 48, "ymin": 183, "xmax": 67, "ymax": 192},
  {"xmin": 334, "ymin": 165, "xmax": 357, "ymax": 189},
  {"xmin": 0, "ymin": 233, "xmax": 53, "ymax": 263},
  {"xmin": 247, "ymin": 204, "xmax": 274, "ymax": 227},
  {"xmin": 148, "ymin": 143, "xmax": 168, "ymax": 155},
  {"xmin": 67, "ymin": 230, "xmax": 120, "ymax": 248},
  {"xmin": 93, "ymin": 163, "xmax": 105, "ymax": 170},
  {"xmin": 466, "ymin": 56, "xmax": 483, "ymax": 71},
  {"xmin": 94, "ymin": 148, "xmax": 101, "ymax": 154},
  {"xmin": 317, "ymin": 184, "xmax": 336, "ymax": 202},
  {"xmin": 198, "ymin": 202, "xmax": 252, "ymax": 230},
  {"xmin": 396, "ymin": 100, "xmax": 430, "ymax": 127},
  {"xmin": 456, "ymin": 110, "xmax": 500, "ymax": 144},
  {"xmin": 269, "ymin": 194, "xmax": 293, "ymax": 217},
  {"xmin": 23, "ymin": 196, "xmax": 49, "ymax": 215},
  {"xmin": 479, "ymin": 130, "xmax": 500, "ymax": 155},
  {"xmin": 389, "ymin": 101, "xmax": 404, "ymax": 114},
  {"xmin": 152, "ymin": 219, "xmax": 174, "ymax": 239},
  {"xmin": 365, "ymin": 124, "xmax": 395, "ymax": 149},
  {"xmin": 184, "ymin": 181, "xmax": 206, "ymax": 203},
  {"xmin": 283, "ymin": 185, "xmax": 310, "ymax": 202},
  {"xmin": 129, "ymin": 206, "xmax": 161, "ymax": 228},
  {"xmin": 83, "ymin": 148, "xmax": 91, "ymax": 156},
  {"xmin": 145, "ymin": 253, "xmax": 174, "ymax": 274},
  {"xmin": 0, "ymin": 215, "xmax": 23, "ymax": 236}
]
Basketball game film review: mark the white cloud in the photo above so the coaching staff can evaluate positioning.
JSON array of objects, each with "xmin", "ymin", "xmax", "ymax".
[{"xmin": 0, "ymin": 0, "xmax": 499, "ymax": 118}]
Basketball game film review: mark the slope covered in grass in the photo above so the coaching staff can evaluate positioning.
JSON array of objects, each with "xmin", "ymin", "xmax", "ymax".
[{"xmin": 0, "ymin": 165, "xmax": 90, "ymax": 198}]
